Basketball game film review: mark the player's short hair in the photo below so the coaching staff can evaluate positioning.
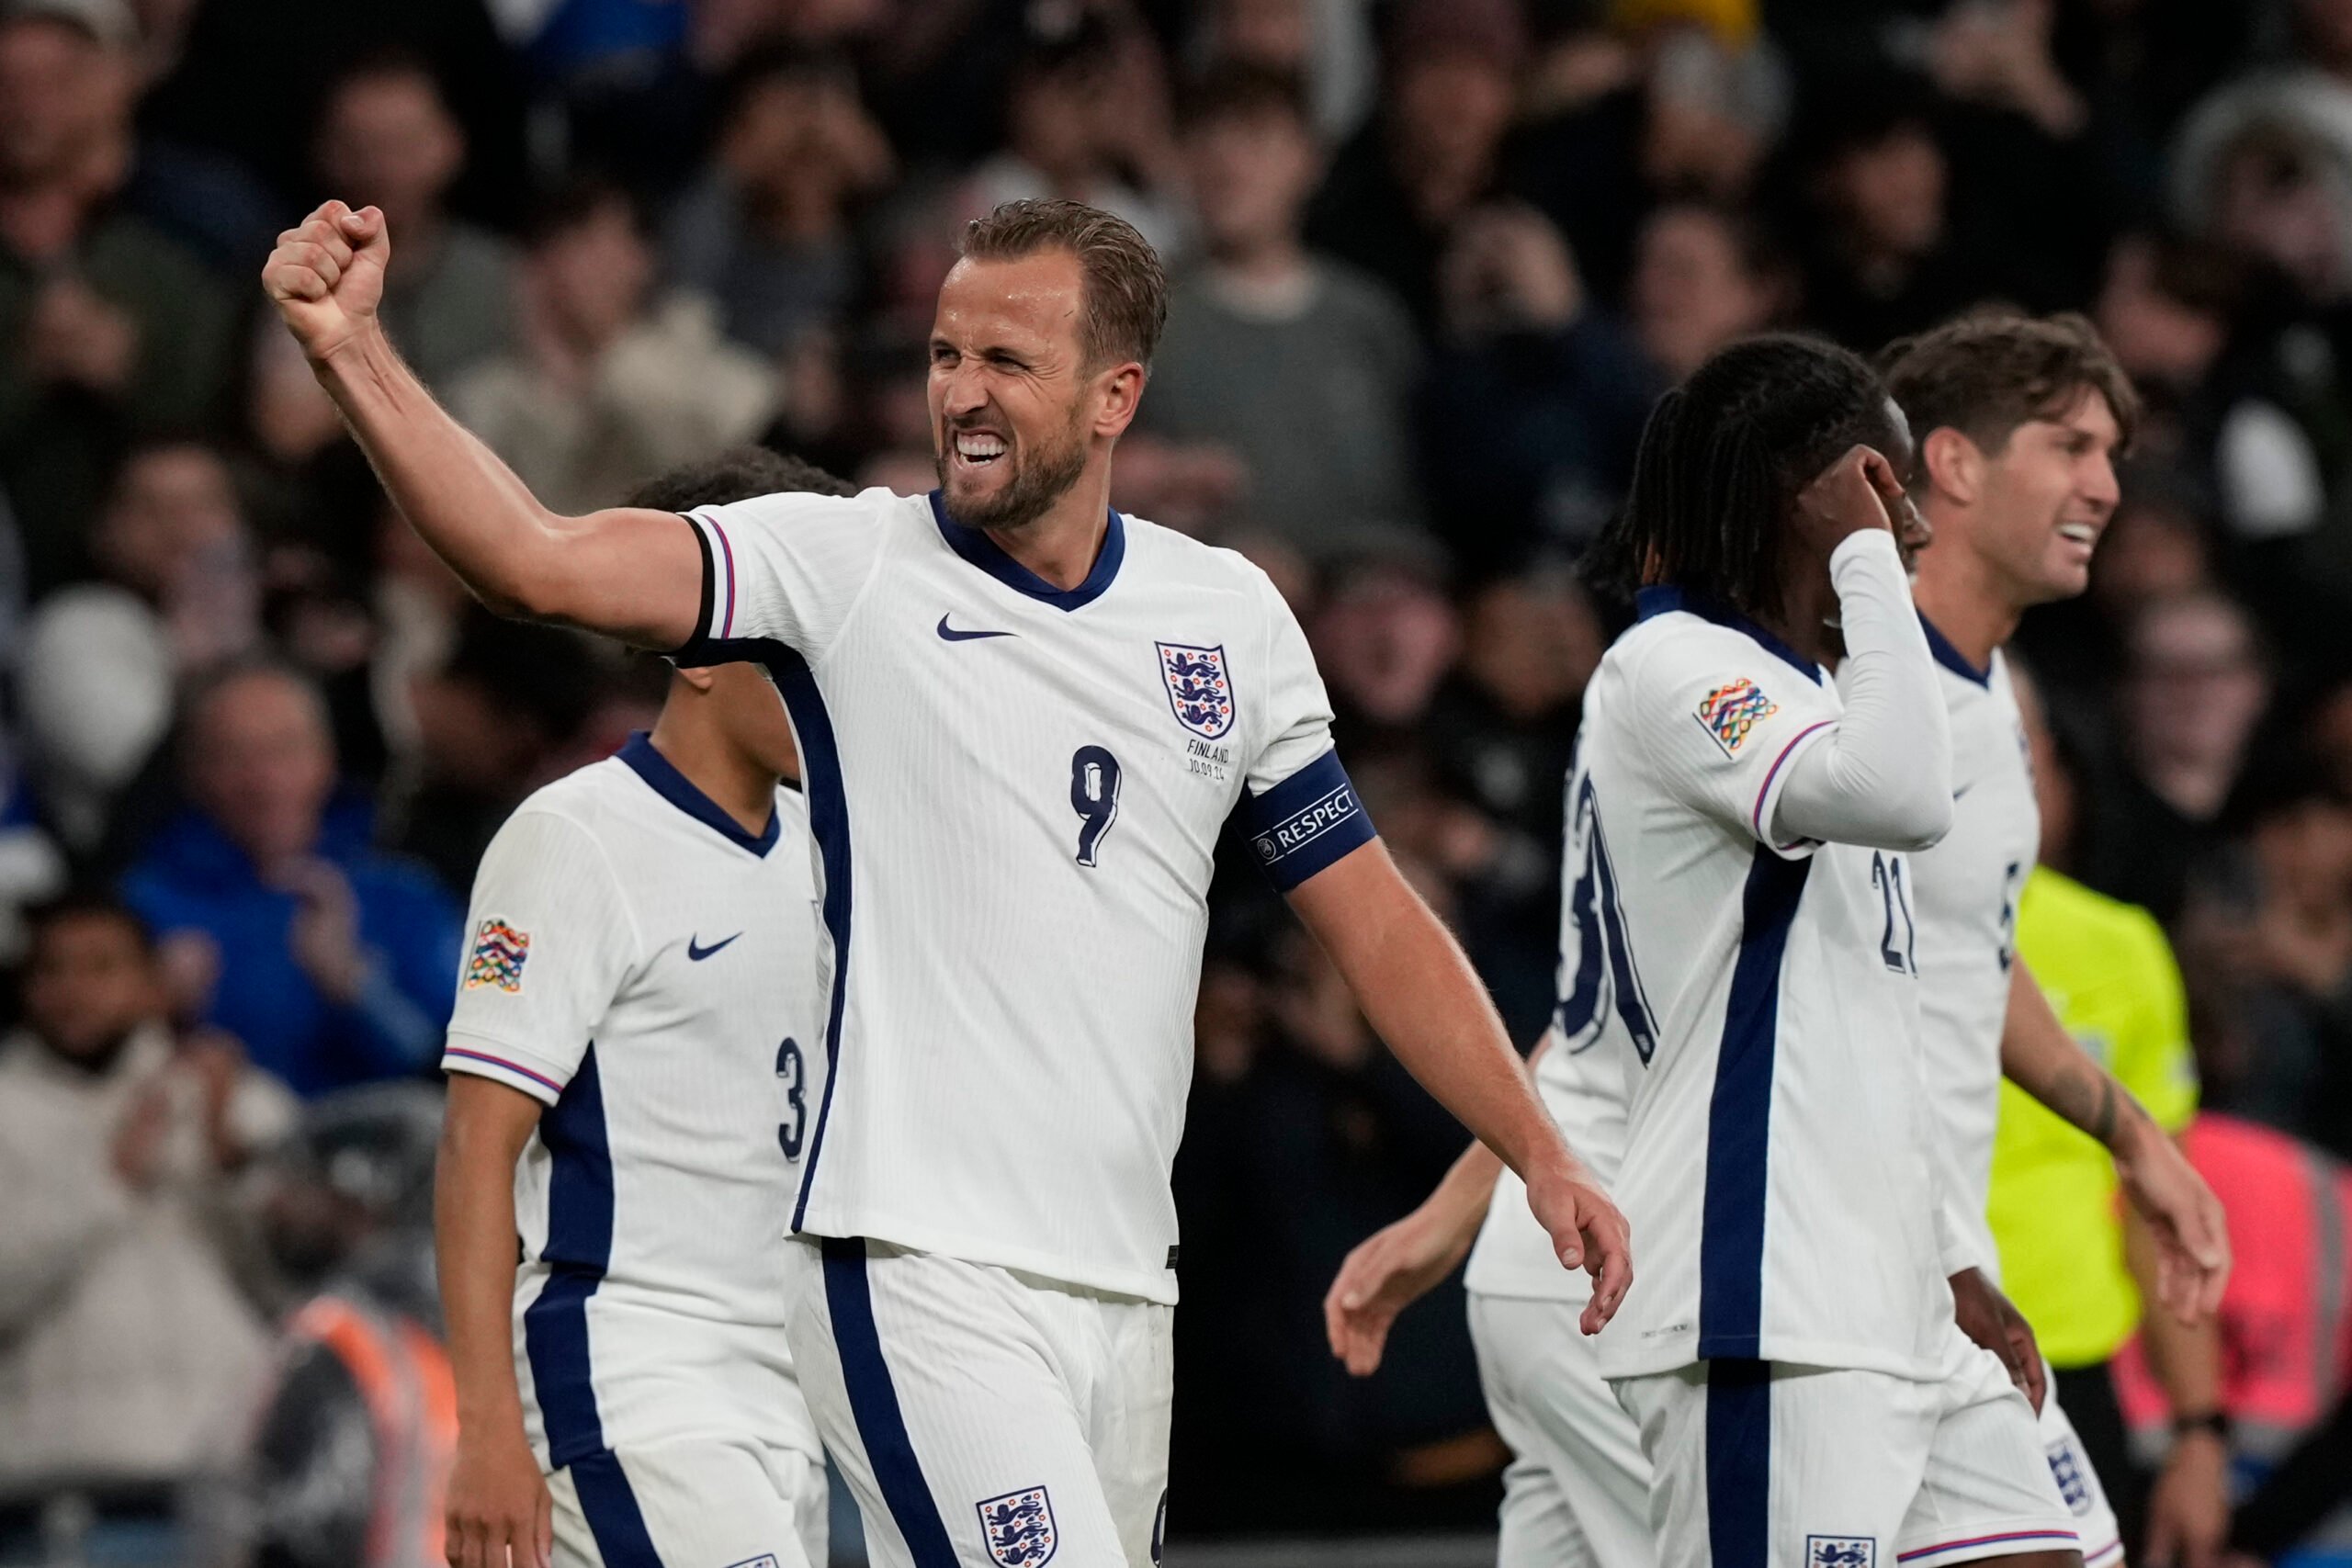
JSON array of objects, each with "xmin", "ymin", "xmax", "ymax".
[
  {"xmin": 1880, "ymin": 309, "xmax": 2140, "ymax": 459},
  {"xmin": 624, "ymin": 446, "xmax": 854, "ymax": 513},
  {"xmin": 958, "ymin": 198, "xmax": 1169, "ymax": 370},
  {"xmin": 1179, "ymin": 62, "xmax": 1313, "ymax": 137},
  {"xmin": 1584, "ymin": 333, "xmax": 1899, "ymax": 622}
]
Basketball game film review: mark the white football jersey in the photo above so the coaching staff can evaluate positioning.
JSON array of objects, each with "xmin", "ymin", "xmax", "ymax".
[
  {"xmin": 678, "ymin": 487, "xmax": 1367, "ymax": 1303},
  {"xmin": 1908, "ymin": 623, "xmax": 2041, "ymax": 1280},
  {"xmin": 1581, "ymin": 589, "xmax": 1952, "ymax": 1383},
  {"xmin": 441, "ymin": 739, "xmax": 823, "ymax": 1466}
]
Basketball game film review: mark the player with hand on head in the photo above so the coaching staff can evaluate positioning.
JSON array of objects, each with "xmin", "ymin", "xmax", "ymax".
[
  {"xmin": 270, "ymin": 195, "xmax": 1627, "ymax": 1568},
  {"xmin": 1883, "ymin": 311, "xmax": 2231, "ymax": 1568},
  {"xmin": 433, "ymin": 450, "xmax": 842, "ymax": 1568},
  {"xmin": 1334, "ymin": 334, "xmax": 2088, "ymax": 1568}
]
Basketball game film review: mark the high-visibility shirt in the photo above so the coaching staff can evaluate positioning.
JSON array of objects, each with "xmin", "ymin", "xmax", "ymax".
[{"xmin": 1986, "ymin": 868, "xmax": 2199, "ymax": 1367}]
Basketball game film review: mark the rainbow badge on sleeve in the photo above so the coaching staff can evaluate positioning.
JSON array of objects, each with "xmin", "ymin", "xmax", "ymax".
[
  {"xmin": 1695, "ymin": 678, "xmax": 1777, "ymax": 757},
  {"xmin": 464, "ymin": 919, "xmax": 530, "ymax": 992}
]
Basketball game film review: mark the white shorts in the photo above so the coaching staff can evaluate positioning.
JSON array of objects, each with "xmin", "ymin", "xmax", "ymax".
[
  {"xmin": 2037, "ymin": 1371, "xmax": 2123, "ymax": 1568},
  {"xmin": 1468, "ymin": 1292, "xmax": 1656, "ymax": 1568},
  {"xmin": 1611, "ymin": 1333, "xmax": 2079, "ymax": 1568},
  {"xmin": 548, "ymin": 1438, "xmax": 828, "ymax": 1568},
  {"xmin": 782, "ymin": 1235, "xmax": 1173, "ymax": 1568}
]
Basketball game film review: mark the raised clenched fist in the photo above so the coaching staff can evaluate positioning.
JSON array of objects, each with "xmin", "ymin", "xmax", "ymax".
[{"xmin": 262, "ymin": 200, "xmax": 390, "ymax": 364}]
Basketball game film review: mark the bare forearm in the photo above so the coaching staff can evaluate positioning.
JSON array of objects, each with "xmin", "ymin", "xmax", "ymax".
[
  {"xmin": 434, "ymin": 1109, "xmax": 531, "ymax": 1427},
  {"xmin": 2128, "ymin": 1202, "xmax": 2222, "ymax": 1413},
  {"xmin": 310, "ymin": 329, "xmax": 691, "ymax": 646},
  {"xmin": 2001, "ymin": 962, "xmax": 2157, "ymax": 1156},
  {"xmin": 1298, "ymin": 848, "xmax": 1577, "ymax": 1184}
]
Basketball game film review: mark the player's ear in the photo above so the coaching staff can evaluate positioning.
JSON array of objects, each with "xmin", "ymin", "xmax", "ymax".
[
  {"xmin": 1919, "ymin": 425, "xmax": 1983, "ymax": 508},
  {"xmin": 670, "ymin": 664, "xmax": 718, "ymax": 696},
  {"xmin": 1091, "ymin": 360, "xmax": 1146, "ymax": 440}
]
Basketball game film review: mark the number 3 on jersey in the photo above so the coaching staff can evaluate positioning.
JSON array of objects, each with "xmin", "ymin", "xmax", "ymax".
[{"xmin": 1069, "ymin": 746, "xmax": 1122, "ymax": 867}]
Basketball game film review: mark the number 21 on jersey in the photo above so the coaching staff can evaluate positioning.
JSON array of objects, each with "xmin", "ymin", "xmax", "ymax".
[{"xmin": 1870, "ymin": 852, "xmax": 1918, "ymax": 976}]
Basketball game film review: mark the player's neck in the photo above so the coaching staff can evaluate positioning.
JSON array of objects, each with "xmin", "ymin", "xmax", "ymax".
[
  {"xmin": 646, "ymin": 714, "xmax": 778, "ymax": 839},
  {"xmin": 1912, "ymin": 533, "xmax": 2021, "ymax": 671},
  {"xmin": 983, "ymin": 466, "xmax": 1116, "ymax": 592},
  {"xmin": 1767, "ymin": 555, "xmax": 1845, "ymax": 669}
]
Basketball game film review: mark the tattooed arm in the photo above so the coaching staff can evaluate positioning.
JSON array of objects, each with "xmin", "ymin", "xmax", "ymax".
[{"xmin": 1998, "ymin": 961, "xmax": 2229, "ymax": 1322}]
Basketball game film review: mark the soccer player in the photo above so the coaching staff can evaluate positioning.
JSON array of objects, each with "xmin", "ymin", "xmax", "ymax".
[
  {"xmin": 1340, "ymin": 333, "xmax": 2079, "ymax": 1568},
  {"xmin": 433, "ymin": 449, "xmax": 843, "ymax": 1568},
  {"xmin": 1884, "ymin": 312, "xmax": 2231, "ymax": 1566},
  {"xmin": 269, "ymin": 196, "xmax": 1628, "ymax": 1568}
]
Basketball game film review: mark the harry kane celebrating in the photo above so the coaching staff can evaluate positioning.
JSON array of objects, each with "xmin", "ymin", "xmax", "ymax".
[{"xmin": 267, "ymin": 197, "xmax": 1627, "ymax": 1568}]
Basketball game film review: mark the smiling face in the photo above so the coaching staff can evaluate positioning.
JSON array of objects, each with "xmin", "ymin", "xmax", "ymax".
[
  {"xmin": 928, "ymin": 247, "xmax": 1105, "ymax": 531},
  {"xmin": 1969, "ymin": 388, "xmax": 2122, "ymax": 605}
]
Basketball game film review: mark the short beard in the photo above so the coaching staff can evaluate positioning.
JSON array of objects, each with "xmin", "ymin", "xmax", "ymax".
[{"xmin": 936, "ymin": 405, "xmax": 1090, "ymax": 533}]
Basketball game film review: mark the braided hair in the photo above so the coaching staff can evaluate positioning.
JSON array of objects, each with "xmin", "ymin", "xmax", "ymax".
[{"xmin": 1585, "ymin": 334, "xmax": 1902, "ymax": 623}]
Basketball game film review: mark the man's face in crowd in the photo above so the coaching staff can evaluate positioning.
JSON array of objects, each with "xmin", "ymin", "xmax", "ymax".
[
  {"xmin": 928, "ymin": 247, "xmax": 1100, "ymax": 532},
  {"xmin": 1972, "ymin": 389, "xmax": 2123, "ymax": 605},
  {"xmin": 187, "ymin": 671, "xmax": 338, "ymax": 868},
  {"xmin": 1186, "ymin": 105, "xmax": 1317, "ymax": 259},
  {"xmin": 25, "ymin": 912, "xmax": 163, "ymax": 1066},
  {"xmin": 0, "ymin": 17, "xmax": 126, "ymax": 186}
]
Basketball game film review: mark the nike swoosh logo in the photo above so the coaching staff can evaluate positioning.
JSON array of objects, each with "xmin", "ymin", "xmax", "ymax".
[
  {"xmin": 686, "ymin": 933, "xmax": 741, "ymax": 962},
  {"xmin": 937, "ymin": 614, "xmax": 1015, "ymax": 642}
]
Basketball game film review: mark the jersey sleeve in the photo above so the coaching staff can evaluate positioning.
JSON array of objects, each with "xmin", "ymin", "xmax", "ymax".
[
  {"xmin": 441, "ymin": 809, "xmax": 640, "ymax": 1105},
  {"xmin": 2113, "ymin": 907, "xmax": 2199, "ymax": 1134},
  {"xmin": 675, "ymin": 490, "xmax": 888, "ymax": 663},
  {"xmin": 1235, "ymin": 565, "xmax": 1376, "ymax": 892},
  {"xmin": 1623, "ymin": 634, "xmax": 1838, "ymax": 857}
]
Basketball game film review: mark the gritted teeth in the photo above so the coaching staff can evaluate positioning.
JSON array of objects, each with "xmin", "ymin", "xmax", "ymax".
[
  {"xmin": 955, "ymin": 431, "xmax": 1007, "ymax": 460},
  {"xmin": 2056, "ymin": 522, "xmax": 2099, "ymax": 545}
]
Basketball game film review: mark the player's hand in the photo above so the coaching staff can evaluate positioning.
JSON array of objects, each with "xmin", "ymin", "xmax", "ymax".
[
  {"xmin": 1950, "ymin": 1267, "xmax": 2045, "ymax": 1415},
  {"xmin": 1527, "ymin": 1166, "xmax": 1633, "ymax": 1336},
  {"xmin": 264, "ymin": 200, "xmax": 390, "ymax": 365},
  {"xmin": 2116, "ymin": 1124, "xmax": 2232, "ymax": 1324},
  {"xmin": 1324, "ymin": 1203, "xmax": 1479, "ymax": 1378},
  {"xmin": 444, "ymin": 1425, "xmax": 552, "ymax": 1568},
  {"xmin": 1793, "ymin": 444, "xmax": 1907, "ymax": 555},
  {"xmin": 2144, "ymin": 1426, "xmax": 2231, "ymax": 1568}
]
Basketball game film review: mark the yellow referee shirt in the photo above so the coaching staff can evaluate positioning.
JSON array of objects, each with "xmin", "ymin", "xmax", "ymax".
[{"xmin": 1986, "ymin": 868, "xmax": 2201, "ymax": 1368}]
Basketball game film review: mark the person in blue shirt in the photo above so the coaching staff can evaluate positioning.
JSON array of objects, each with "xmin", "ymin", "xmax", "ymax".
[{"xmin": 122, "ymin": 660, "xmax": 460, "ymax": 1097}]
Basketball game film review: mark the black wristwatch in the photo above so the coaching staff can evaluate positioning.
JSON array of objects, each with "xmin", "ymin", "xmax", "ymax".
[{"xmin": 2171, "ymin": 1409, "xmax": 2233, "ymax": 1444}]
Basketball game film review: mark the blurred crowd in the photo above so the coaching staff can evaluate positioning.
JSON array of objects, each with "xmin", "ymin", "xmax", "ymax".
[{"xmin": 6, "ymin": 0, "xmax": 2352, "ymax": 1560}]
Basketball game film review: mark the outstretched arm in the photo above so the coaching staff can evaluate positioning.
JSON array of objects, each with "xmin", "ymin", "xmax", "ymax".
[
  {"xmin": 1999, "ymin": 961, "xmax": 2230, "ymax": 1321},
  {"xmin": 1289, "ymin": 845, "xmax": 1631, "ymax": 1332},
  {"xmin": 264, "ymin": 202, "xmax": 700, "ymax": 648}
]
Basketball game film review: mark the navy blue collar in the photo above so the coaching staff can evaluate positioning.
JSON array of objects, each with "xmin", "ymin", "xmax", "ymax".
[
  {"xmin": 927, "ymin": 490, "xmax": 1124, "ymax": 611},
  {"xmin": 617, "ymin": 732, "xmax": 779, "ymax": 857},
  {"xmin": 1634, "ymin": 585, "xmax": 1824, "ymax": 685},
  {"xmin": 1917, "ymin": 614, "xmax": 1991, "ymax": 688}
]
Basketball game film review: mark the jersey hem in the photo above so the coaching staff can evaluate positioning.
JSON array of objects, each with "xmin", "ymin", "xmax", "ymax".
[
  {"xmin": 1597, "ymin": 1335, "xmax": 1946, "ymax": 1383},
  {"xmin": 1462, "ymin": 1267, "xmax": 1596, "ymax": 1306},
  {"xmin": 797, "ymin": 1213, "xmax": 1182, "ymax": 1305}
]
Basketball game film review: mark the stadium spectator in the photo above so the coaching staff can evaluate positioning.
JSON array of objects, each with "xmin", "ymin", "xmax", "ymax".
[
  {"xmin": 1310, "ymin": 553, "xmax": 1460, "ymax": 752},
  {"xmin": 1306, "ymin": 0, "xmax": 1521, "ymax": 332},
  {"xmin": 1627, "ymin": 200, "xmax": 1792, "ymax": 380},
  {"xmin": 311, "ymin": 51, "xmax": 517, "ymax": 392},
  {"xmin": 962, "ymin": 22, "xmax": 1192, "ymax": 265},
  {"xmin": 1188, "ymin": 0, "xmax": 1378, "ymax": 142},
  {"xmin": 1417, "ymin": 200, "xmax": 1658, "ymax": 570},
  {"xmin": 663, "ymin": 45, "xmax": 890, "ymax": 358},
  {"xmin": 120, "ymin": 660, "xmax": 459, "ymax": 1098},
  {"xmin": 2177, "ymin": 754, "xmax": 2352, "ymax": 1160},
  {"xmin": 17, "ymin": 438, "xmax": 256, "ymax": 858},
  {"xmin": 1146, "ymin": 63, "xmax": 1424, "ymax": 560},
  {"xmin": 448, "ymin": 179, "xmax": 776, "ymax": 517},
  {"xmin": 0, "ymin": 0, "xmax": 237, "ymax": 593},
  {"xmin": 2078, "ymin": 591, "xmax": 2272, "ymax": 924},
  {"xmin": 0, "ymin": 893, "xmax": 293, "ymax": 1562}
]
